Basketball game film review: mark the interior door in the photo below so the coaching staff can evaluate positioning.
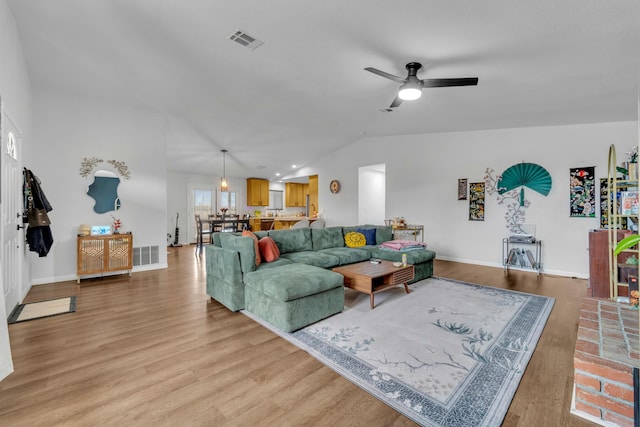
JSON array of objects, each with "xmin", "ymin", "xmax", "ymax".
[{"xmin": 2, "ymin": 112, "xmax": 23, "ymax": 318}]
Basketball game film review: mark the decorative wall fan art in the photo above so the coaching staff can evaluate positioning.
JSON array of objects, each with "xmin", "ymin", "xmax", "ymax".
[
  {"xmin": 498, "ymin": 163, "xmax": 552, "ymax": 207},
  {"xmin": 485, "ymin": 162, "xmax": 552, "ymax": 234}
]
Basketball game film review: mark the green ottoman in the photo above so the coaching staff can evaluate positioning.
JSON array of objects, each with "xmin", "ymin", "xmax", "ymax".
[{"xmin": 244, "ymin": 263, "xmax": 344, "ymax": 332}]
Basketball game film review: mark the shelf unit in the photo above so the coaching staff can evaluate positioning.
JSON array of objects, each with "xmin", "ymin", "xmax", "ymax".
[
  {"xmin": 77, "ymin": 233, "xmax": 133, "ymax": 283},
  {"xmin": 502, "ymin": 238, "xmax": 542, "ymax": 276},
  {"xmin": 606, "ymin": 144, "xmax": 639, "ymax": 299}
]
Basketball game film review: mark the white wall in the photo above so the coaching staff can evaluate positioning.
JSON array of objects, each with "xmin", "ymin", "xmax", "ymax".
[
  {"xmin": 0, "ymin": 0, "xmax": 32, "ymax": 382},
  {"xmin": 315, "ymin": 121, "xmax": 637, "ymax": 278},
  {"xmin": 28, "ymin": 89, "xmax": 168, "ymax": 284},
  {"xmin": 358, "ymin": 164, "xmax": 385, "ymax": 224}
]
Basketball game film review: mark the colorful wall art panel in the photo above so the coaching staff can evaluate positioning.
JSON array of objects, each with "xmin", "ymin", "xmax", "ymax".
[
  {"xmin": 469, "ymin": 182, "xmax": 485, "ymax": 221},
  {"xmin": 570, "ymin": 167, "xmax": 595, "ymax": 217}
]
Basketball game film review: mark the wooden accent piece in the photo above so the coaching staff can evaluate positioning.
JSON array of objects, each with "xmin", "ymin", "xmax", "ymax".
[
  {"xmin": 0, "ymin": 249, "xmax": 595, "ymax": 426},
  {"xmin": 333, "ymin": 260, "xmax": 414, "ymax": 309},
  {"xmin": 589, "ymin": 229, "xmax": 631, "ymax": 298},
  {"xmin": 308, "ymin": 174, "xmax": 318, "ymax": 214},
  {"xmin": 76, "ymin": 234, "xmax": 133, "ymax": 283},
  {"xmin": 285, "ymin": 182, "xmax": 307, "ymax": 207},
  {"xmin": 246, "ymin": 178, "xmax": 269, "ymax": 206}
]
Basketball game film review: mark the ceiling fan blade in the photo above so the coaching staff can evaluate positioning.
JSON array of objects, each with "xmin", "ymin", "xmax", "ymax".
[
  {"xmin": 422, "ymin": 77, "xmax": 479, "ymax": 88},
  {"xmin": 364, "ymin": 67, "xmax": 406, "ymax": 83},
  {"xmin": 389, "ymin": 95, "xmax": 403, "ymax": 108}
]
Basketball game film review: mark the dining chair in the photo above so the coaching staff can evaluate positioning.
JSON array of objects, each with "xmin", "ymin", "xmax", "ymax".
[
  {"xmin": 195, "ymin": 215, "xmax": 213, "ymax": 255},
  {"xmin": 291, "ymin": 220, "xmax": 310, "ymax": 229},
  {"xmin": 309, "ymin": 218, "xmax": 325, "ymax": 228},
  {"xmin": 221, "ymin": 214, "xmax": 239, "ymax": 232},
  {"xmin": 208, "ymin": 214, "xmax": 222, "ymax": 232},
  {"xmin": 260, "ymin": 218, "xmax": 275, "ymax": 231}
]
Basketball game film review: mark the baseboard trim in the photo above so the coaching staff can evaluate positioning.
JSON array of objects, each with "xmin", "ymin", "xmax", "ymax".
[
  {"xmin": 31, "ymin": 263, "xmax": 169, "ymax": 285},
  {"xmin": 435, "ymin": 256, "xmax": 588, "ymax": 279}
]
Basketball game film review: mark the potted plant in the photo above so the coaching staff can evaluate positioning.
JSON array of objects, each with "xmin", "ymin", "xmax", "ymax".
[
  {"xmin": 614, "ymin": 234, "xmax": 640, "ymax": 256},
  {"xmin": 626, "ymin": 146, "xmax": 638, "ymax": 179}
]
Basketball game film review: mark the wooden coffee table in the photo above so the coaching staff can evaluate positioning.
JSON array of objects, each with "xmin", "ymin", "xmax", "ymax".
[{"xmin": 332, "ymin": 260, "xmax": 414, "ymax": 309}]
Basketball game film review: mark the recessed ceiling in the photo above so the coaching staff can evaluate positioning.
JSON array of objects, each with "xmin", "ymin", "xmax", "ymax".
[{"xmin": 7, "ymin": 0, "xmax": 640, "ymax": 180}]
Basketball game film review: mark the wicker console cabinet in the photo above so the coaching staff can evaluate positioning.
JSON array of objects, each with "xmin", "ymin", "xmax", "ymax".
[{"xmin": 77, "ymin": 233, "xmax": 133, "ymax": 283}]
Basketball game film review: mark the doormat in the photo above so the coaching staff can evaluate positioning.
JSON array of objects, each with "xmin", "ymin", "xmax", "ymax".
[{"xmin": 8, "ymin": 296, "xmax": 76, "ymax": 324}]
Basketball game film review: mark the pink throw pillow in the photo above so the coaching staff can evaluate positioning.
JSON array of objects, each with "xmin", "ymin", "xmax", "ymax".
[
  {"xmin": 258, "ymin": 236, "xmax": 280, "ymax": 263},
  {"xmin": 242, "ymin": 230, "xmax": 261, "ymax": 266}
]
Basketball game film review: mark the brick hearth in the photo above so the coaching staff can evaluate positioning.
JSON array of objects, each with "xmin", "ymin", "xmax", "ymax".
[{"xmin": 573, "ymin": 297, "xmax": 639, "ymax": 427}]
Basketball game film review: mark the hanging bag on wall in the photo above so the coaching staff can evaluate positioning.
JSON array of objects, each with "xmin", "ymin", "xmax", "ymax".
[{"xmin": 28, "ymin": 208, "xmax": 51, "ymax": 227}]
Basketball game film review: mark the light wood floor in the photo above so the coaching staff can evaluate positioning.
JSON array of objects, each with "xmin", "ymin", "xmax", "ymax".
[{"xmin": 0, "ymin": 246, "xmax": 597, "ymax": 426}]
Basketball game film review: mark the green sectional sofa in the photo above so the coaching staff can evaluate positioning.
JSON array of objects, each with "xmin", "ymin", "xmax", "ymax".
[{"xmin": 205, "ymin": 225, "xmax": 436, "ymax": 332}]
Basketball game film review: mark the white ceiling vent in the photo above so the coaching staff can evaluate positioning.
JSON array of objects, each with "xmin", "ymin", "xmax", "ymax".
[{"xmin": 229, "ymin": 30, "xmax": 264, "ymax": 50}]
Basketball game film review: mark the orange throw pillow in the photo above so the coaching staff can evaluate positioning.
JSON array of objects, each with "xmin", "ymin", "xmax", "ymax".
[
  {"xmin": 258, "ymin": 236, "xmax": 280, "ymax": 263},
  {"xmin": 242, "ymin": 230, "xmax": 261, "ymax": 266}
]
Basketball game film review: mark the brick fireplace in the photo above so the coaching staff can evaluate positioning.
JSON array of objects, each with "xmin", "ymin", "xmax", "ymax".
[{"xmin": 573, "ymin": 297, "xmax": 639, "ymax": 427}]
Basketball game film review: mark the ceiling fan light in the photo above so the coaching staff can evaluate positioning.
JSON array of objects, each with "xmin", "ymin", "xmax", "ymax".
[{"xmin": 398, "ymin": 84, "xmax": 422, "ymax": 101}]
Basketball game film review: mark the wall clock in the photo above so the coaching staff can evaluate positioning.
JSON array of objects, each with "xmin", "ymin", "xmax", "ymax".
[{"xmin": 330, "ymin": 180, "xmax": 341, "ymax": 194}]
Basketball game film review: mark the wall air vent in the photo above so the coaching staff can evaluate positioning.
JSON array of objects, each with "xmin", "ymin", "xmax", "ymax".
[
  {"xmin": 133, "ymin": 245, "xmax": 160, "ymax": 267},
  {"xmin": 229, "ymin": 30, "xmax": 264, "ymax": 51}
]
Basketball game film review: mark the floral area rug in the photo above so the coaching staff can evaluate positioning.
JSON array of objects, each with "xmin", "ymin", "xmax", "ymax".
[{"xmin": 244, "ymin": 277, "xmax": 554, "ymax": 426}]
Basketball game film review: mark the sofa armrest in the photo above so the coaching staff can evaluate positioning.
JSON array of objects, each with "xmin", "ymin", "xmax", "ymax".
[
  {"xmin": 218, "ymin": 234, "xmax": 257, "ymax": 273},
  {"xmin": 206, "ymin": 246, "xmax": 243, "ymax": 284}
]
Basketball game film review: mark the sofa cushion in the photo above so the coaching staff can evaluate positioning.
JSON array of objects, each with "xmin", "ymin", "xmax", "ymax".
[
  {"xmin": 344, "ymin": 232, "xmax": 366, "ymax": 248},
  {"xmin": 254, "ymin": 230, "xmax": 269, "ymax": 239},
  {"xmin": 268, "ymin": 228, "xmax": 312, "ymax": 254},
  {"xmin": 280, "ymin": 251, "xmax": 340, "ymax": 269},
  {"xmin": 242, "ymin": 230, "xmax": 261, "ymax": 266},
  {"xmin": 368, "ymin": 247, "xmax": 436, "ymax": 264},
  {"xmin": 318, "ymin": 247, "xmax": 370, "ymax": 265},
  {"xmin": 342, "ymin": 226, "xmax": 359, "ymax": 237},
  {"xmin": 356, "ymin": 228, "xmax": 376, "ymax": 245},
  {"xmin": 244, "ymin": 263, "xmax": 344, "ymax": 302},
  {"xmin": 253, "ymin": 257, "xmax": 293, "ymax": 271},
  {"xmin": 218, "ymin": 234, "xmax": 257, "ymax": 273},
  {"xmin": 312, "ymin": 226, "xmax": 345, "ymax": 250},
  {"xmin": 364, "ymin": 224, "xmax": 393, "ymax": 244},
  {"xmin": 258, "ymin": 236, "xmax": 280, "ymax": 262}
]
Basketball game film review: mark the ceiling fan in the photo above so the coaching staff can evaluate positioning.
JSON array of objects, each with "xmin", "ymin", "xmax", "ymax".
[{"xmin": 364, "ymin": 62, "xmax": 478, "ymax": 109}]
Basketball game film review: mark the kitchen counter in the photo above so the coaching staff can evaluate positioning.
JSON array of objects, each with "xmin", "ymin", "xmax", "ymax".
[{"xmin": 252, "ymin": 216, "xmax": 320, "ymax": 231}]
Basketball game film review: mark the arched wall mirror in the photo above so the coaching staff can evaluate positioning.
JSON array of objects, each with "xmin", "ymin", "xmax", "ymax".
[{"xmin": 87, "ymin": 170, "xmax": 121, "ymax": 213}]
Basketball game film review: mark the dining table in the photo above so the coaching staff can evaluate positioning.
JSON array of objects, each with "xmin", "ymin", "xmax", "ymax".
[{"xmin": 204, "ymin": 217, "xmax": 250, "ymax": 233}]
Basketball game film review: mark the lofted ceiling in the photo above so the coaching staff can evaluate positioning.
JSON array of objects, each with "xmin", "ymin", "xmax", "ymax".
[{"xmin": 7, "ymin": 0, "xmax": 640, "ymax": 181}]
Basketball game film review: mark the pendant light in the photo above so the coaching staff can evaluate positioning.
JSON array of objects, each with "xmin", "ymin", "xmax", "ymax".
[{"xmin": 220, "ymin": 149, "xmax": 229, "ymax": 192}]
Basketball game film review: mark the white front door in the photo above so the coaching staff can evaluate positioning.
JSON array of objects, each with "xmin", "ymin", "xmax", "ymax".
[{"xmin": 2, "ymin": 112, "xmax": 23, "ymax": 317}]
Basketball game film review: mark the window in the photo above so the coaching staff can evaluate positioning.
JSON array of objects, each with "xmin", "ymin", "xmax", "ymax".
[
  {"xmin": 220, "ymin": 191, "xmax": 236, "ymax": 213},
  {"xmin": 194, "ymin": 188, "xmax": 213, "ymax": 218}
]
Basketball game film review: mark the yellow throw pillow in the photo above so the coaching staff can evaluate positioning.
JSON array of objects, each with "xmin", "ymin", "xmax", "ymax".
[{"xmin": 345, "ymin": 231, "xmax": 366, "ymax": 248}]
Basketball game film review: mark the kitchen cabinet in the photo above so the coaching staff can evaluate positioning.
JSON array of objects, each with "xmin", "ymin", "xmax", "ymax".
[
  {"xmin": 247, "ymin": 178, "xmax": 269, "ymax": 206},
  {"xmin": 285, "ymin": 182, "xmax": 308, "ymax": 207},
  {"xmin": 308, "ymin": 175, "xmax": 318, "ymax": 215}
]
